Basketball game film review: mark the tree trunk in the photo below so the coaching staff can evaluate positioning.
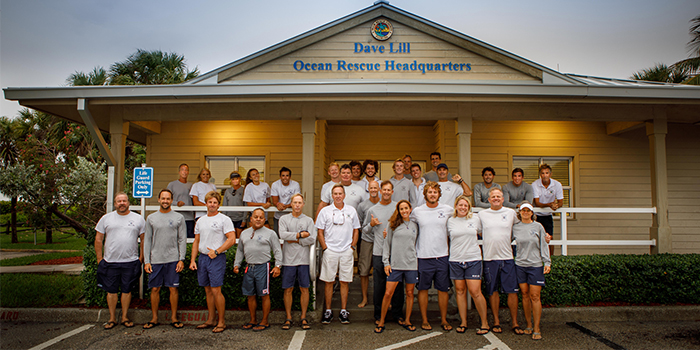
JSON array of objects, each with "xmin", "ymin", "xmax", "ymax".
[
  {"xmin": 47, "ymin": 205, "xmax": 88, "ymax": 237},
  {"xmin": 10, "ymin": 197, "xmax": 18, "ymax": 243},
  {"xmin": 45, "ymin": 208, "xmax": 53, "ymax": 244}
]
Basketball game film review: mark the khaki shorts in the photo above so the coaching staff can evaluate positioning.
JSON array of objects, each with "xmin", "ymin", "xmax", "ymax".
[
  {"xmin": 320, "ymin": 248, "xmax": 354, "ymax": 283},
  {"xmin": 358, "ymin": 241, "xmax": 374, "ymax": 276}
]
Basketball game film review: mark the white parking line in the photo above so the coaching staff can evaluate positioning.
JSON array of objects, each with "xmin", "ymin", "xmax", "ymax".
[
  {"xmin": 28, "ymin": 324, "xmax": 94, "ymax": 350},
  {"xmin": 287, "ymin": 330, "xmax": 307, "ymax": 350},
  {"xmin": 476, "ymin": 332, "xmax": 512, "ymax": 350},
  {"xmin": 375, "ymin": 331, "xmax": 443, "ymax": 350}
]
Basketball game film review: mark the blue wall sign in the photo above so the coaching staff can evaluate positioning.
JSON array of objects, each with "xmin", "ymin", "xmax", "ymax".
[{"xmin": 133, "ymin": 167, "xmax": 154, "ymax": 198}]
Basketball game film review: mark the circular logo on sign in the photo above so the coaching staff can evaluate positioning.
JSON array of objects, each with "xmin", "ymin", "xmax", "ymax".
[{"xmin": 371, "ymin": 19, "xmax": 393, "ymax": 41}]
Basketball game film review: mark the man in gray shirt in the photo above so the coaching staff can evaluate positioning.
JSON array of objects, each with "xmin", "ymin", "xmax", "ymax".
[
  {"xmin": 143, "ymin": 189, "xmax": 187, "ymax": 329},
  {"xmin": 503, "ymin": 168, "xmax": 534, "ymax": 209},
  {"xmin": 473, "ymin": 167, "xmax": 501, "ymax": 208},
  {"xmin": 363, "ymin": 182, "xmax": 403, "ymax": 323},
  {"xmin": 167, "ymin": 163, "xmax": 195, "ymax": 238},
  {"xmin": 356, "ymin": 180, "xmax": 380, "ymax": 309}
]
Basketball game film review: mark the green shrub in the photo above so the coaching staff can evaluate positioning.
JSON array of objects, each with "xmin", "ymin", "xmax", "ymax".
[
  {"xmin": 83, "ymin": 243, "xmax": 314, "ymax": 310},
  {"xmin": 0, "ymin": 274, "xmax": 83, "ymax": 308}
]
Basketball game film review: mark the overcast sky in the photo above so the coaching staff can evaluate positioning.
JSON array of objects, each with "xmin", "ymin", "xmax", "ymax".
[{"xmin": 1, "ymin": 0, "xmax": 699, "ymax": 117}]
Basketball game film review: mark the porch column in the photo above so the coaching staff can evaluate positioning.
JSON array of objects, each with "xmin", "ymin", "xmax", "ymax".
[
  {"xmin": 457, "ymin": 116, "xmax": 473, "ymax": 189},
  {"xmin": 110, "ymin": 116, "xmax": 129, "ymax": 196},
  {"xmin": 646, "ymin": 113, "xmax": 672, "ymax": 253},
  {"xmin": 301, "ymin": 116, "xmax": 316, "ymax": 217}
]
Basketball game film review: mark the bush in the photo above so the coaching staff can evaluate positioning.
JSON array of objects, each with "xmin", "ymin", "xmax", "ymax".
[{"xmin": 83, "ymin": 243, "xmax": 314, "ymax": 310}]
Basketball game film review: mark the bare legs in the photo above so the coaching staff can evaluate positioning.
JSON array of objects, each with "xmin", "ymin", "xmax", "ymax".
[
  {"xmin": 247, "ymin": 295, "xmax": 271, "ymax": 329},
  {"xmin": 377, "ymin": 282, "xmax": 416, "ymax": 330},
  {"xmin": 489, "ymin": 291, "xmax": 520, "ymax": 330},
  {"xmin": 358, "ymin": 275, "xmax": 369, "ymax": 308},
  {"xmin": 203, "ymin": 286, "xmax": 226, "ymax": 328},
  {"xmin": 520, "ymin": 283, "xmax": 543, "ymax": 338},
  {"xmin": 418, "ymin": 289, "xmax": 450, "ymax": 330},
  {"xmin": 324, "ymin": 281, "xmax": 349, "ymax": 310},
  {"xmin": 148, "ymin": 287, "xmax": 179, "ymax": 324}
]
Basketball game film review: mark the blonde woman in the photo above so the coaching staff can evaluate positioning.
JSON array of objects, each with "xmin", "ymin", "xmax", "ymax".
[
  {"xmin": 189, "ymin": 168, "xmax": 217, "ymax": 219},
  {"xmin": 447, "ymin": 195, "xmax": 490, "ymax": 335}
]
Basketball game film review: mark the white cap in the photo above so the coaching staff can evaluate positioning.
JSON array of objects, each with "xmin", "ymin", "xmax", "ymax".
[{"xmin": 519, "ymin": 203, "xmax": 534, "ymax": 212}]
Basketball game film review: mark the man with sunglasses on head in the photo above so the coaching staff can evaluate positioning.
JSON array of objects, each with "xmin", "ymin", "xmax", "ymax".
[{"xmin": 316, "ymin": 184, "xmax": 360, "ymax": 325}]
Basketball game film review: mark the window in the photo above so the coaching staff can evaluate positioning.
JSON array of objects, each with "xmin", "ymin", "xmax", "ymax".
[
  {"xmin": 205, "ymin": 156, "xmax": 265, "ymax": 188},
  {"xmin": 513, "ymin": 156, "xmax": 573, "ymax": 216}
]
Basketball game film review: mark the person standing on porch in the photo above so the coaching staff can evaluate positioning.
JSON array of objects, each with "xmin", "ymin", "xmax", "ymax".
[
  {"xmin": 167, "ymin": 163, "xmax": 195, "ymax": 238},
  {"xmin": 222, "ymin": 172, "xmax": 246, "ymax": 238},
  {"xmin": 473, "ymin": 167, "xmax": 501, "ymax": 208},
  {"xmin": 424, "ymin": 152, "xmax": 453, "ymax": 183},
  {"xmin": 319, "ymin": 164, "xmax": 367, "ymax": 211},
  {"xmin": 143, "ymin": 189, "xmax": 187, "ymax": 330},
  {"xmin": 532, "ymin": 163, "xmax": 564, "ymax": 257},
  {"xmin": 316, "ymin": 184, "xmax": 360, "ymax": 325},
  {"xmin": 271, "ymin": 167, "xmax": 301, "ymax": 233},
  {"xmin": 389, "ymin": 158, "xmax": 411, "ymax": 202},
  {"xmin": 95, "ymin": 192, "xmax": 145, "ymax": 330},
  {"xmin": 503, "ymin": 168, "xmax": 534, "ymax": 209},
  {"xmin": 189, "ymin": 167, "xmax": 216, "ymax": 220},
  {"xmin": 316, "ymin": 162, "xmax": 341, "ymax": 217},
  {"xmin": 356, "ymin": 159, "xmax": 381, "ymax": 192},
  {"xmin": 409, "ymin": 163, "xmax": 427, "ymax": 207},
  {"xmin": 356, "ymin": 180, "xmax": 381, "ymax": 309},
  {"xmin": 350, "ymin": 160, "xmax": 364, "ymax": 185},
  {"xmin": 436, "ymin": 163, "xmax": 470, "ymax": 207}
]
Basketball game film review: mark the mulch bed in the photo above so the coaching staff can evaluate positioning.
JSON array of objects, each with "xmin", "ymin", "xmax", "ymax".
[{"xmin": 29, "ymin": 256, "xmax": 83, "ymax": 265}]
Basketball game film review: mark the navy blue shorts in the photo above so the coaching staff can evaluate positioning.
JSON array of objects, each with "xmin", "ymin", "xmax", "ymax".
[
  {"xmin": 449, "ymin": 260, "xmax": 482, "ymax": 280},
  {"xmin": 483, "ymin": 259, "xmax": 519, "ymax": 295},
  {"xmin": 242, "ymin": 263, "xmax": 271, "ymax": 296},
  {"xmin": 197, "ymin": 253, "xmax": 226, "ymax": 287},
  {"xmin": 387, "ymin": 269, "xmax": 419, "ymax": 284},
  {"xmin": 185, "ymin": 220, "xmax": 195, "ymax": 239},
  {"xmin": 148, "ymin": 261, "xmax": 180, "ymax": 288},
  {"xmin": 417, "ymin": 256, "xmax": 451, "ymax": 292},
  {"xmin": 96, "ymin": 259, "xmax": 141, "ymax": 294},
  {"xmin": 232, "ymin": 220, "xmax": 246, "ymax": 230},
  {"xmin": 516, "ymin": 265, "xmax": 546, "ymax": 287},
  {"xmin": 281, "ymin": 265, "xmax": 310, "ymax": 289}
]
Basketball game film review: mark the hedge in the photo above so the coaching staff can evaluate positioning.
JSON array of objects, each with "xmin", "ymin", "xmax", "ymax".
[{"xmin": 82, "ymin": 243, "xmax": 314, "ymax": 311}]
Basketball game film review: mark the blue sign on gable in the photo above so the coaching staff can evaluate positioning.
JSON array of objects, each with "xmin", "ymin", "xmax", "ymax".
[{"xmin": 133, "ymin": 167, "xmax": 154, "ymax": 198}]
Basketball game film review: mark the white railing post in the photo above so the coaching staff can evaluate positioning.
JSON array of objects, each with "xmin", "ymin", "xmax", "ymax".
[{"xmin": 560, "ymin": 209, "xmax": 568, "ymax": 256}]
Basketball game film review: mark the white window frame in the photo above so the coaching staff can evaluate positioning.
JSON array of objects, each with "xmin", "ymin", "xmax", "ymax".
[
  {"xmin": 512, "ymin": 156, "xmax": 574, "ymax": 219},
  {"xmin": 206, "ymin": 156, "xmax": 266, "ymax": 189}
]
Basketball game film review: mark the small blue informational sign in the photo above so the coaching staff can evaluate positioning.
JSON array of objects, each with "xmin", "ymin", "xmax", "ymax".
[{"xmin": 133, "ymin": 167, "xmax": 154, "ymax": 198}]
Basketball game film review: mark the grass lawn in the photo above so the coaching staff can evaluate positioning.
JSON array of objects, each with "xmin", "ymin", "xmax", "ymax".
[
  {"xmin": 0, "ymin": 274, "xmax": 83, "ymax": 308},
  {"xmin": 0, "ymin": 229, "xmax": 87, "ymax": 250},
  {"xmin": 0, "ymin": 252, "xmax": 83, "ymax": 266}
]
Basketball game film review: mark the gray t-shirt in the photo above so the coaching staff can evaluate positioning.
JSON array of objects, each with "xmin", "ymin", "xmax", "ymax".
[
  {"xmin": 424, "ymin": 170, "xmax": 454, "ymax": 183},
  {"xmin": 513, "ymin": 221, "xmax": 551, "ymax": 267},
  {"xmin": 95, "ymin": 211, "xmax": 145, "ymax": 263},
  {"xmin": 473, "ymin": 182, "xmax": 502, "ymax": 208},
  {"xmin": 389, "ymin": 176, "xmax": 412, "ymax": 202},
  {"xmin": 271, "ymin": 179, "xmax": 301, "ymax": 219},
  {"xmin": 357, "ymin": 199, "xmax": 380, "ymax": 243},
  {"xmin": 167, "ymin": 180, "xmax": 194, "ymax": 221},
  {"xmin": 362, "ymin": 201, "xmax": 397, "ymax": 256},
  {"xmin": 411, "ymin": 203, "xmax": 451, "ymax": 259},
  {"xmin": 409, "ymin": 178, "xmax": 426, "ymax": 208},
  {"xmin": 503, "ymin": 181, "xmax": 534, "ymax": 208},
  {"xmin": 234, "ymin": 226, "xmax": 283, "ymax": 267},
  {"xmin": 438, "ymin": 181, "xmax": 463, "ymax": 207},
  {"xmin": 278, "ymin": 213, "xmax": 316, "ymax": 266},
  {"xmin": 144, "ymin": 210, "xmax": 187, "ymax": 264},
  {"xmin": 447, "ymin": 215, "xmax": 482, "ymax": 263},
  {"xmin": 223, "ymin": 186, "xmax": 246, "ymax": 222},
  {"xmin": 383, "ymin": 221, "xmax": 419, "ymax": 270}
]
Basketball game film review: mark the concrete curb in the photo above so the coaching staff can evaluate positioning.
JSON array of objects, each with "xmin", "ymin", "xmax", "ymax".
[{"xmin": 1, "ymin": 305, "xmax": 697, "ymax": 326}]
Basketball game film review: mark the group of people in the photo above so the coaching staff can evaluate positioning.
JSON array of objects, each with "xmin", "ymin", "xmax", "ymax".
[{"xmin": 93, "ymin": 155, "xmax": 562, "ymax": 340}]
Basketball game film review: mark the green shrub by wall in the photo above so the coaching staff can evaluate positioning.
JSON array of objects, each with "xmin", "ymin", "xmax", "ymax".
[{"xmin": 83, "ymin": 243, "xmax": 314, "ymax": 310}]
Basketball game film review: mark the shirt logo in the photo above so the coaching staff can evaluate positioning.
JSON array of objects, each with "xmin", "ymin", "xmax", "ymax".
[
  {"xmin": 211, "ymin": 222, "xmax": 220, "ymax": 229},
  {"xmin": 467, "ymin": 223, "xmax": 475, "ymax": 228},
  {"xmin": 168, "ymin": 220, "xmax": 174, "ymax": 227},
  {"xmin": 127, "ymin": 220, "xmax": 135, "ymax": 227},
  {"xmin": 437, "ymin": 211, "xmax": 445, "ymax": 218},
  {"xmin": 501, "ymin": 214, "xmax": 508, "ymax": 221}
]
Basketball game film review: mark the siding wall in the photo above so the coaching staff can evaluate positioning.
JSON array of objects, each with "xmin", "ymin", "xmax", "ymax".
[
  {"xmin": 223, "ymin": 21, "xmax": 537, "ymax": 82},
  {"xmin": 667, "ymin": 123, "xmax": 700, "ymax": 253}
]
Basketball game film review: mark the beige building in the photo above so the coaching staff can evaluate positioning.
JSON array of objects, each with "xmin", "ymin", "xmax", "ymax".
[{"xmin": 5, "ymin": 2, "xmax": 700, "ymax": 255}]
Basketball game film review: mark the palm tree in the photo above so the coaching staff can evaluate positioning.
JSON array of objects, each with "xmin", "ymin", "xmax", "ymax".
[
  {"xmin": 671, "ymin": 14, "xmax": 700, "ymax": 85},
  {"xmin": 66, "ymin": 67, "xmax": 108, "ymax": 86},
  {"xmin": 631, "ymin": 63, "xmax": 689, "ymax": 83},
  {"xmin": 109, "ymin": 49, "xmax": 199, "ymax": 85},
  {"xmin": 0, "ymin": 117, "xmax": 21, "ymax": 243}
]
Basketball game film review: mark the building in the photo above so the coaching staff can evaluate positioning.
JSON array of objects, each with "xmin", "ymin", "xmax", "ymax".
[{"xmin": 5, "ymin": 2, "xmax": 700, "ymax": 254}]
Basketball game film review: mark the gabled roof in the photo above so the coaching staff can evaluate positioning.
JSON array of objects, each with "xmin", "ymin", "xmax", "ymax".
[{"xmin": 185, "ymin": 1, "xmax": 582, "ymax": 86}]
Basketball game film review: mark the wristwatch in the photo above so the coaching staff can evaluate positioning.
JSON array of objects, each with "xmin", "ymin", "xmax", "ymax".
[
  {"xmin": 351, "ymin": 245, "xmax": 357, "ymax": 251},
  {"xmin": 214, "ymin": 250, "xmax": 219, "ymax": 256}
]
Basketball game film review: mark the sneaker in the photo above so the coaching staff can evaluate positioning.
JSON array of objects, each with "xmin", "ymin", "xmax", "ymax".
[
  {"xmin": 339, "ymin": 310, "xmax": 350, "ymax": 324},
  {"xmin": 322, "ymin": 310, "xmax": 333, "ymax": 324}
]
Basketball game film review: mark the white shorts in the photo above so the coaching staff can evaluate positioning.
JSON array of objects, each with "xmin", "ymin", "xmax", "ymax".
[{"xmin": 320, "ymin": 248, "xmax": 354, "ymax": 283}]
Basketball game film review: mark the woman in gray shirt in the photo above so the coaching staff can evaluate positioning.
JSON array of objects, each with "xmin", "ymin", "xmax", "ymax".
[
  {"xmin": 375, "ymin": 200, "xmax": 419, "ymax": 333},
  {"xmin": 513, "ymin": 202, "xmax": 551, "ymax": 340},
  {"xmin": 447, "ymin": 195, "xmax": 490, "ymax": 335}
]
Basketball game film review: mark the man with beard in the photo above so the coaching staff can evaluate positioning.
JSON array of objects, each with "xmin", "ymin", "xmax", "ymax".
[
  {"xmin": 357, "ymin": 159, "xmax": 381, "ymax": 192},
  {"xmin": 95, "ymin": 192, "xmax": 146, "ymax": 330},
  {"xmin": 473, "ymin": 167, "xmax": 501, "ymax": 208},
  {"xmin": 363, "ymin": 181, "xmax": 403, "ymax": 323},
  {"xmin": 143, "ymin": 189, "xmax": 187, "ymax": 329},
  {"xmin": 410, "ymin": 182, "xmax": 453, "ymax": 331}
]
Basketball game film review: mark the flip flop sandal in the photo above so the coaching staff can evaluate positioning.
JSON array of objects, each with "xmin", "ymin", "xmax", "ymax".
[
  {"xmin": 456, "ymin": 326, "xmax": 466, "ymax": 333},
  {"xmin": 253, "ymin": 324, "xmax": 270, "ymax": 332},
  {"xmin": 374, "ymin": 325, "xmax": 385, "ymax": 333},
  {"xmin": 170, "ymin": 321, "xmax": 184, "ymax": 329},
  {"xmin": 103, "ymin": 321, "xmax": 117, "ymax": 330},
  {"xmin": 142, "ymin": 322, "xmax": 159, "ymax": 329},
  {"xmin": 441, "ymin": 324, "xmax": 453, "ymax": 332},
  {"xmin": 512, "ymin": 326, "xmax": 525, "ymax": 335},
  {"xmin": 476, "ymin": 327, "xmax": 490, "ymax": 335},
  {"xmin": 121, "ymin": 320, "xmax": 134, "ymax": 328},
  {"xmin": 523, "ymin": 327, "xmax": 533, "ymax": 335},
  {"xmin": 300, "ymin": 318, "xmax": 311, "ymax": 330},
  {"xmin": 212, "ymin": 326, "xmax": 226, "ymax": 333},
  {"xmin": 492, "ymin": 325, "xmax": 503, "ymax": 333},
  {"xmin": 196, "ymin": 323, "xmax": 215, "ymax": 329},
  {"xmin": 282, "ymin": 319, "xmax": 292, "ymax": 330},
  {"xmin": 421, "ymin": 324, "xmax": 432, "ymax": 331},
  {"xmin": 532, "ymin": 332, "xmax": 542, "ymax": 340},
  {"xmin": 242, "ymin": 322, "xmax": 256, "ymax": 330}
]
